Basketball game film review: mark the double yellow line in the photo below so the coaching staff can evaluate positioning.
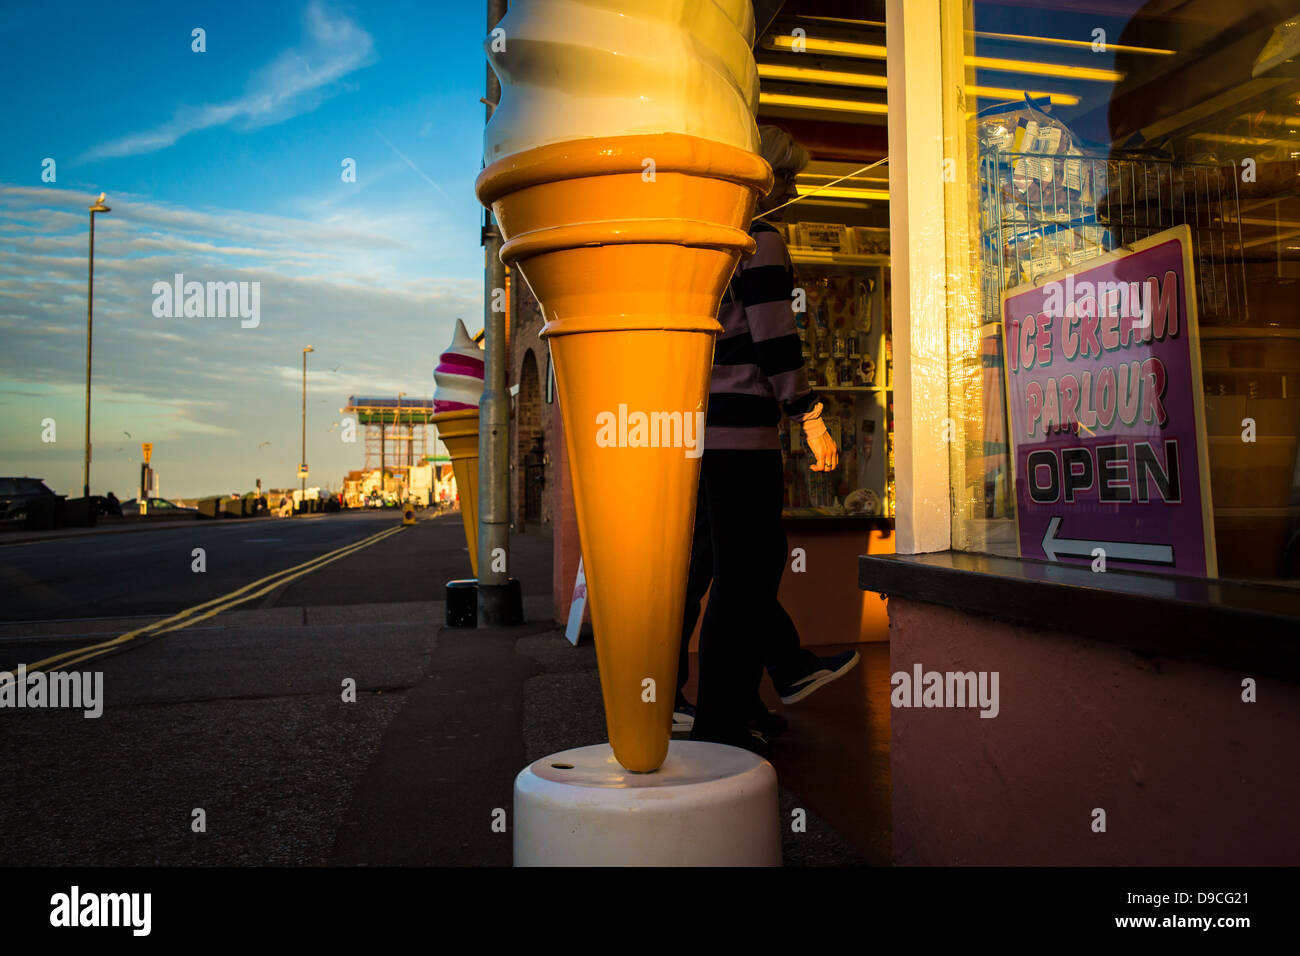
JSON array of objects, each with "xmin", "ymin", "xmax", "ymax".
[{"xmin": 20, "ymin": 524, "xmax": 407, "ymax": 674}]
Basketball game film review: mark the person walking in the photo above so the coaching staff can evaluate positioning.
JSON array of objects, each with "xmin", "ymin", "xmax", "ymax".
[{"xmin": 680, "ymin": 125, "xmax": 860, "ymax": 754}]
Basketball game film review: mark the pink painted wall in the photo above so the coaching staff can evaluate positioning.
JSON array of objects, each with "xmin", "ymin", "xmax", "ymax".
[{"xmin": 889, "ymin": 597, "xmax": 1300, "ymax": 865}]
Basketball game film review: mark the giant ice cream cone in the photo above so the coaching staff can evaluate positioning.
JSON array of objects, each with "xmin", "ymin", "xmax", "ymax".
[
  {"xmin": 476, "ymin": 1, "xmax": 771, "ymax": 772},
  {"xmin": 433, "ymin": 319, "xmax": 485, "ymax": 577}
]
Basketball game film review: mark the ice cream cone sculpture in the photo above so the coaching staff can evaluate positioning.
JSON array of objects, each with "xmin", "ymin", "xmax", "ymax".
[
  {"xmin": 476, "ymin": 1, "xmax": 771, "ymax": 772},
  {"xmin": 433, "ymin": 319, "xmax": 485, "ymax": 577}
]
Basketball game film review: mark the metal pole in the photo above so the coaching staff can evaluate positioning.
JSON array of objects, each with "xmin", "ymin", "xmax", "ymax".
[
  {"xmin": 83, "ymin": 212, "xmax": 95, "ymax": 499},
  {"xmin": 478, "ymin": 0, "xmax": 516, "ymax": 624},
  {"xmin": 301, "ymin": 349, "xmax": 307, "ymax": 500}
]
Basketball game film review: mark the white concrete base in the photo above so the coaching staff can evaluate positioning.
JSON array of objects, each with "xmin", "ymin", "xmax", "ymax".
[{"xmin": 513, "ymin": 740, "xmax": 781, "ymax": 866}]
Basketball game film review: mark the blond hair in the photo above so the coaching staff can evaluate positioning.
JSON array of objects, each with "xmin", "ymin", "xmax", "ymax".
[{"xmin": 758, "ymin": 125, "xmax": 810, "ymax": 175}]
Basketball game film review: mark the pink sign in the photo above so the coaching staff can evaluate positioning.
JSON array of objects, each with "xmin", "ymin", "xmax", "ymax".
[{"xmin": 1001, "ymin": 226, "xmax": 1217, "ymax": 576}]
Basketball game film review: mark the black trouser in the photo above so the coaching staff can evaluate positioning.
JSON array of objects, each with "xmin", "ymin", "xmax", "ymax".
[{"xmin": 681, "ymin": 449, "xmax": 818, "ymax": 740}]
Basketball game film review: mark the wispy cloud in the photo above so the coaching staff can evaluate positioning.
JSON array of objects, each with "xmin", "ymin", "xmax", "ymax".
[
  {"xmin": 375, "ymin": 130, "xmax": 453, "ymax": 204},
  {"xmin": 0, "ymin": 182, "xmax": 479, "ymax": 496},
  {"xmin": 80, "ymin": 1, "xmax": 375, "ymax": 163}
]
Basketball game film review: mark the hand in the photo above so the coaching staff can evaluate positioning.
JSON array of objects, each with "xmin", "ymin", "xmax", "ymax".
[{"xmin": 801, "ymin": 405, "xmax": 839, "ymax": 472}]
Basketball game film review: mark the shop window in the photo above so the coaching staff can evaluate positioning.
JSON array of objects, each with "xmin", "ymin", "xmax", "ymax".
[
  {"xmin": 940, "ymin": 0, "xmax": 1300, "ymax": 581},
  {"xmin": 754, "ymin": 6, "xmax": 894, "ymax": 522}
]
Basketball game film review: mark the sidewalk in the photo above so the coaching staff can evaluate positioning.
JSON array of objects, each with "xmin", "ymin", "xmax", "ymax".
[
  {"xmin": 330, "ymin": 618, "xmax": 872, "ymax": 866},
  {"xmin": 331, "ymin": 520, "xmax": 880, "ymax": 867}
]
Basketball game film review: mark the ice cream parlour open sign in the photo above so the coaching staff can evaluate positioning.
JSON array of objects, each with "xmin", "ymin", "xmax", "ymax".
[{"xmin": 1001, "ymin": 225, "xmax": 1217, "ymax": 577}]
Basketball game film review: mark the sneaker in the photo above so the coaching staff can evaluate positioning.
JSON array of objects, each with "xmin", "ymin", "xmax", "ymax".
[
  {"xmin": 690, "ymin": 724, "xmax": 772, "ymax": 760},
  {"xmin": 746, "ymin": 701, "xmax": 789, "ymax": 738},
  {"xmin": 775, "ymin": 650, "xmax": 861, "ymax": 705},
  {"xmin": 744, "ymin": 728, "xmax": 773, "ymax": 759},
  {"xmin": 672, "ymin": 701, "xmax": 696, "ymax": 734}
]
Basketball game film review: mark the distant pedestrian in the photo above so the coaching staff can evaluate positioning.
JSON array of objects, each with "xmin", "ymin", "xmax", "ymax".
[{"xmin": 104, "ymin": 491, "xmax": 122, "ymax": 516}]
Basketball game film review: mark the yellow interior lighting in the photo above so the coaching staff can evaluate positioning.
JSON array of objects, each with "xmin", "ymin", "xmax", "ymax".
[
  {"xmin": 758, "ymin": 62, "xmax": 1080, "ymax": 106},
  {"xmin": 765, "ymin": 35, "xmax": 887, "ymax": 58},
  {"xmin": 796, "ymin": 185, "xmax": 890, "ymax": 201},
  {"xmin": 965, "ymin": 55, "xmax": 1123, "ymax": 82},
  {"xmin": 764, "ymin": 33, "xmax": 1124, "ymax": 82},
  {"xmin": 967, "ymin": 85, "xmax": 1080, "ymax": 105},
  {"xmin": 759, "ymin": 60, "xmax": 1082, "ymax": 106},
  {"xmin": 794, "ymin": 198, "xmax": 876, "ymax": 209},
  {"xmin": 758, "ymin": 62, "xmax": 887, "ymax": 89},
  {"xmin": 973, "ymin": 31, "xmax": 1175, "ymax": 56},
  {"xmin": 760, "ymin": 92, "xmax": 887, "ymax": 115}
]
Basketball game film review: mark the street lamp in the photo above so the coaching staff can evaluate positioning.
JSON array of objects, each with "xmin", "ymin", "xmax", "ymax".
[
  {"xmin": 301, "ymin": 345, "xmax": 314, "ymax": 503},
  {"xmin": 84, "ymin": 193, "xmax": 110, "ymax": 499}
]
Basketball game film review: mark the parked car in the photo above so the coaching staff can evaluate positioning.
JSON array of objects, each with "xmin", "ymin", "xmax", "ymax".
[
  {"xmin": 120, "ymin": 497, "xmax": 199, "ymax": 515},
  {"xmin": 0, "ymin": 477, "xmax": 62, "ymax": 521}
]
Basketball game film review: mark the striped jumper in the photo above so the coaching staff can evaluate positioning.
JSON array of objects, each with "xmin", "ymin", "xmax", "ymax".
[{"xmin": 706, "ymin": 220, "xmax": 821, "ymax": 451}]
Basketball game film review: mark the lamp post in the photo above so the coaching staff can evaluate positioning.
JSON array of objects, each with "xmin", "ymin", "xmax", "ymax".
[
  {"xmin": 301, "ymin": 345, "xmax": 314, "ymax": 504},
  {"xmin": 84, "ymin": 193, "xmax": 110, "ymax": 499}
]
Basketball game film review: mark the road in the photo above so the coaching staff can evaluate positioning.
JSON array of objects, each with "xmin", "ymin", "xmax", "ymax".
[
  {"xmin": 0, "ymin": 511, "xmax": 438, "ymax": 622},
  {"xmin": 0, "ymin": 512, "xmax": 560, "ymax": 867}
]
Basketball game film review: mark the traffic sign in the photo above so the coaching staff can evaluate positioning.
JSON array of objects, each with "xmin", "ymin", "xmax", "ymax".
[
  {"xmin": 298, "ymin": 464, "xmax": 309, "ymax": 478},
  {"xmin": 141, "ymin": 442, "xmax": 153, "ymax": 463}
]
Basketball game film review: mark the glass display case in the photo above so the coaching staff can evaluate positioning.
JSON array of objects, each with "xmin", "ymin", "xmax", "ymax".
[
  {"xmin": 942, "ymin": 0, "xmax": 1300, "ymax": 581},
  {"xmin": 775, "ymin": 223, "xmax": 894, "ymax": 521}
]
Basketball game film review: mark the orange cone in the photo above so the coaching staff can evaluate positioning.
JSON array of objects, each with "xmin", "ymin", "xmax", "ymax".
[
  {"xmin": 477, "ymin": 133, "xmax": 771, "ymax": 771},
  {"xmin": 433, "ymin": 409, "xmax": 481, "ymax": 577}
]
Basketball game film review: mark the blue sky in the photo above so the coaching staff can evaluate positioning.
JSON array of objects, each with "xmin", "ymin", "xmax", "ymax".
[{"xmin": 0, "ymin": 0, "xmax": 490, "ymax": 497}]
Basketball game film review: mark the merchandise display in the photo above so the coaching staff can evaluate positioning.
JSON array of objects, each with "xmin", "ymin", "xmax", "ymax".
[
  {"xmin": 781, "ymin": 253, "xmax": 893, "ymax": 518},
  {"xmin": 969, "ymin": 79, "xmax": 1298, "ymax": 575}
]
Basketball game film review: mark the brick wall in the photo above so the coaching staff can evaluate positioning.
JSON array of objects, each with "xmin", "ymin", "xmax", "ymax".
[{"xmin": 509, "ymin": 277, "xmax": 555, "ymax": 533}]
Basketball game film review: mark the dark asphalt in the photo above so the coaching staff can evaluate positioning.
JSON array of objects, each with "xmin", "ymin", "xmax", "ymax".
[
  {"xmin": 0, "ymin": 514, "xmax": 555, "ymax": 866},
  {"xmin": 0, "ymin": 511, "xmax": 409, "ymax": 622}
]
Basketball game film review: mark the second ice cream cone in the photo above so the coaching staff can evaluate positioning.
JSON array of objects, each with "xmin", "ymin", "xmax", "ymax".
[
  {"xmin": 434, "ymin": 409, "xmax": 482, "ymax": 578},
  {"xmin": 478, "ymin": 133, "xmax": 771, "ymax": 771}
]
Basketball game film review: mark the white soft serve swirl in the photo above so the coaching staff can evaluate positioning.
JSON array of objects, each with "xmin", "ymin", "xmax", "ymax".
[{"xmin": 483, "ymin": 0, "xmax": 760, "ymax": 163}]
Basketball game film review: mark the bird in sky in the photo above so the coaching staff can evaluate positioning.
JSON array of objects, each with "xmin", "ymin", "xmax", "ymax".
[
  {"xmin": 258, "ymin": 441, "xmax": 271, "ymax": 448},
  {"xmin": 122, "ymin": 430, "xmax": 132, "ymax": 438},
  {"xmin": 331, "ymin": 364, "xmax": 341, "ymax": 373}
]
